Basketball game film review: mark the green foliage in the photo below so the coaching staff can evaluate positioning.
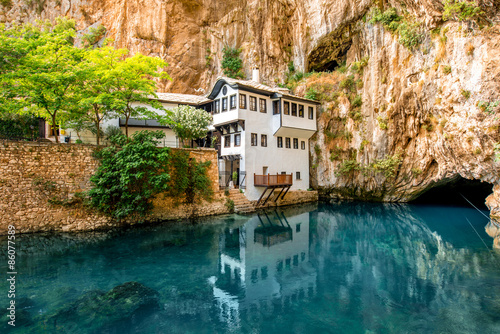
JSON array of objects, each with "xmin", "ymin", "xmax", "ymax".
[
  {"xmin": 287, "ymin": 61, "xmax": 295, "ymax": 73},
  {"xmin": 221, "ymin": 46, "xmax": 244, "ymax": 79},
  {"xmin": 377, "ymin": 116, "xmax": 388, "ymax": 130},
  {"xmin": 82, "ymin": 25, "xmax": 106, "ymax": 47},
  {"xmin": 371, "ymin": 153, "xmax": 403, "ymax": 178},
  {"xmin": 350, "ymin": 57, "xmax": 369, "ymax": 74},
  {"xmin": 87, "ymin": 131, "xmax": 172, "ymax": 219},
  {"xmin": 370, "ymin": 8, "xmax": 422, "ymax": 49},
  {"xmin": 225, "ymin": 198, "xmax": 235, "ymax": 213},
  {"xmin": 0, "ymin": 113, "xmax": 39, "ymax": 139},
  {"xmin": 339, "ymin": 75, "xmax": 355, "ymax": 90},
  {"xmin": 329, "ymin": 146, "xmax": 343, "ymax": 161},
  {"xmin": 411, "ymin": 167, "xmax": 423, "ymax": 176},
  {"xmin": 442, "ymin": 0, "xmax": 483, "ymax": 22},
  {"xmin": 397, "ymin": 21, "xmax": 423, "ymax": 49},
  {"xmin": 351, "ymin": 95, "xmax": 363, "ymax": 108},
  {"xmin": 477, "ymin": 100, "xmax": 499, "ymax": 114},
  {"xmin": 443, "ymin": 65, "xmax": 452, "ymax": 74},
  {"xmin": 314, "ymin": 144, "xmax": 321, "ymax": 156},
  {"xmin": 159, "ymin": 105, "xmax": 212, "ymax": 147},
  {"xmin": 167, "ymin": 150, "xmax": 213, "ymax": 204},
  {"xmin": 370, "ymin": 7, "xmax": 402, "ymax": 31},
  {"xmin": 461, "ymin": 90, "xmax": 471, "ymax": 99},
  {"xmin": 0, "ymin": 0, "xmax": 12, "ymax": 8},
  {"xmin": 104, "ymin": 125, "xmax": 123, "ymax": 142},
  {"xmin": 335, "ymin": 160, "xmax": 361, "ymax": 176},
  {"xmin": 494, "ymin": 143, "xmax": 500, "ymax": 162},
  {"xmin": 305, "ymin": 87, "xmax": 319, "ymax": 101}
]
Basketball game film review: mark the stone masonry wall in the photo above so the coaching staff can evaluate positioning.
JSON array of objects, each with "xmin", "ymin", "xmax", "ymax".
[{"xmin": 0, "ymin": 141, "xmax": 224, "ymax": 234}]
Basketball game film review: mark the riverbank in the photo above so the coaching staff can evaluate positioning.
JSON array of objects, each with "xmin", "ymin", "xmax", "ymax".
[{"xmin": 0, "ymin": 141, "xmax": 318, "ymax": 235}]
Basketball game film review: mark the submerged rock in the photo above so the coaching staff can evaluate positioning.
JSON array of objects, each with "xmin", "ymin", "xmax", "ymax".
[{"xmin": 44, "ymin": 282, "xmax": 160, "ymax": 333}]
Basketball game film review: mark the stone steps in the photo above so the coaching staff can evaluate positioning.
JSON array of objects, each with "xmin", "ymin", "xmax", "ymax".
[{"xmin": 228, "ymin": 190, "xmax": 256, "ymax": 214}]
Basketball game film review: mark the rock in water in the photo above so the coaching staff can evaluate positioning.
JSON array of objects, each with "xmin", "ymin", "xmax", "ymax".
[{"xmin": 44, "ymin": 282, "xmax": 160, "ymax": 333}]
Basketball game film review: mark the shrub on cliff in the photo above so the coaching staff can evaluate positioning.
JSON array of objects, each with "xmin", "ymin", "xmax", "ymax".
[{"xmin": 221, "ymin": 46, "xmax": 245, "ymax": 79}]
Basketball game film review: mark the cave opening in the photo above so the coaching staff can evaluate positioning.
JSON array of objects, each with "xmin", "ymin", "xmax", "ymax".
[{"xmin": 410, "ymin": 177, "xmax": 492, "ymax": 210}]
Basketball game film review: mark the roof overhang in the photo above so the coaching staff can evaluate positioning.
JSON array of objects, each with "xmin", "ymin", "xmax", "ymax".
[{"xmin": 273, "ymin": 126, "xmax": 317, "ymax": 139}]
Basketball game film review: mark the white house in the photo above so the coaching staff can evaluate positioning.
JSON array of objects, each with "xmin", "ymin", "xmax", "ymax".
[
  {"xmin": 206, "ymin": 71, "xmax": 319, "ymax": 202},
  {"xmin": 60, "ymin": 69, "xmax": 318, "ymax": 203}
]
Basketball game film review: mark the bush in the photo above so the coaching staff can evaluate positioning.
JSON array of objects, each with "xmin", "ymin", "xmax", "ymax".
[
  {"xmin": 377, "ymin": 116, "xmax": 388, "ymax": 130},
  {"xmin": 87, "ymin": 131, "xmax": 171, "ymax": 219},
  {"xmin": 335, "ymin": 160, "xmax": 361, "ymax": 176},
  {"xmin": 222, "ymin": 46, "xmax": 244, "ymax": 79},
  {"xmin": 371, "ymin": 153, "xmax": 402, "ymax": 178},
  {"xmin": 442, "ymin": 0, "xmax": 483, "ymax": 22},
  {"xmin": 0, "ymin": 113, "xmax": 39, "ymax": 139},
  {"xmin": 351, "ymin": 95, "xmax": 363, "ymax": 108}
]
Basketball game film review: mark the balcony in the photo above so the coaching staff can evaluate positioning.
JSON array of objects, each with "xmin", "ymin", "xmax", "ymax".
[{"xmin": 254, "ymin": 173, "xmax": 292, "ymax": 187}]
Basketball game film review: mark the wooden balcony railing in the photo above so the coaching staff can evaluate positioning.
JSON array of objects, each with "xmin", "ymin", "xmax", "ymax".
[{"xmin": 254, "ymin": 173, "xmax": 292, "ymax": 187}]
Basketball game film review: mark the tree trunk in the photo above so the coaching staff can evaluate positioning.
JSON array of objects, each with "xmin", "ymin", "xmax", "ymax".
[
  {"xmin": 52, "ymin": 113, "xmax": 59, "ymax": 143},
  {"xmin": 125, "ymin": 114, "xmax": 130, "ymax": 138}
]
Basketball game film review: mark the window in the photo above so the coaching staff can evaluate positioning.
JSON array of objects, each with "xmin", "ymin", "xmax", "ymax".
[
  {"xmin": 234, "ymin": 134, "xmax": 241, "ymax": 146},
  {"xmin": 285, "ymin": 137, "xmax": 291, "ymax": 148},
  {"xmin": 291, "ymin": 103, "xmax": 297, "ymax": 116},
  {"xmin": 293, "ymin": 138, "xmax": 298, "ymax": 149},
  {"xmin": 214, "ymin": 99, "xmax": 220, "ymax": 114},
  {"xmin": 259, "ymin": 98, "xmax": 267, "ymax": 113},
  {"xmin": 224, "ymin": 135, "xmax": 230, "ymax": 147},
  {"xmin": 251, "ymin": 133, "xmax": 257, "ymax": 146},
  {"xmin": 296, "ymin": 172, "xmax": 301, "ymax": 180},
  {"xmin": 250, "ymin": 96, "xmax": 257, "ymax": 111},
  {"xmin": 301, "ymin": 141, "xmax": 305, "ymax": 150},
  {"xmin": 222, "ymin": 97, "xmax": 228, "ymax": 112},
  {"xmin": 277, "ymin": 136, "xmax": 283, "ymax": 148},
  {"xmin": 240, "ymin": 94, "xmax": 247, "ymax": 109},
  {"xmin": 222, "ymin": 86, "xmax": 228, "ymax": 95},
  {"xmin": 284, "ymin": 101, "xmax": 290, "ymax": 115},
  {"xmin": 261, "ymin": 134, "xmax": 267, "ymax": 147},
  {"xmin": 273, "ymin": 100, "xmax": 280, "ymax": 114},
  {"xmin": 308, "ymin": 106, "xmax": 314, "ymax": 119},
  {"xmin": 299, "ymin": 105, "xmax": 304, "ymax": 118},
  {"xmin": 230, "ymin": 95, "xmax": 237, "ymax": 110}
]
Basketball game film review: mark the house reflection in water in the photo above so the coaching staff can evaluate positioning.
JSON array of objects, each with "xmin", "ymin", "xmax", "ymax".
[{"xmin": 208, "ymin": 211, "xmax": 316, "ymax": 329}]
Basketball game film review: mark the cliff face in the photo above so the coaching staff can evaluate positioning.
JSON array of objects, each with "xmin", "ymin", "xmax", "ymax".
[{"xmin": 2, "ymin": 0, "xmax": 500, "ymax": 246}]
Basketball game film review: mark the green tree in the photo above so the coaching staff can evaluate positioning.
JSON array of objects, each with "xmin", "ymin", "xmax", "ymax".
[
  {"xmin": 87, "ymin": 130, "xmax": 171, "ymax": 219},
  {"xmin": 158, "ymin": 105, "xmax": 212, "ymax": 147},
  {"xmin": 442, "ymin": 0, "xmax": 483, "ymax": 22},
  {"xmin": 105, "ymin": 52, "xmax": 171, "ymax": 138},
  {"xmin": 221, "ymin": 46, "xmax": 244, "ymax": 79},
  {"xmin": 14, "ymin": 18, "xmax": 84, "ymax": 142},
  {"xmin": 73, "ymin": 46, "xmax": 128, "ymax": 145}
]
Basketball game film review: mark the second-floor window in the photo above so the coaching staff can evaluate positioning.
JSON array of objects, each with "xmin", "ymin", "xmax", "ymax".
[
  {"xmin": 293, "ymin": 138, "xmax": 298, "ymax": 149},
  {"xmin": 284, "ymin": 101, "xmax": 290, "ymax": 115},
  {"xmin": 260, "ymin": 98, "xmax": 267, "ymax": 113},
  {"xmin": 250, "ymin": 96, "xmax": 257, "ymax": 111},
  {"xmin": 251, "ymin": 133, "xmax": 257, "ymax": 146},
  {"xmin": 277, "ymin": 136, "xmax": 283, "ymax": 148},
  {"xmin": 240, "ymin": 94, "xmax": 247, "ymax": 109},
  {"xmin": 291, "ymin": 103, "xmax": 297, "ymax": 116},
  {"xmin": 234, "ymin": 133, "xmax": 241, "ymax": 146},
  {"xmin": 299, "ymin": 105, "xmax": 304, "ymax": 118},
  {"xmin": 214, "ymin": 100, "xmax": 220, "ymax": 114},
  {"xmin": 308, "ymin": 106, "xmax": 314, "ymax": 119},
  {"xmin": 224, "ymin": 135, "xmax": 230, "ymax": 147},
  {"xmin": 273, "ymin": 100, "xmax": 280, "ymax": 114},
  {"xmin": 285, "ymin": 137, "xmax": 291, "ymax": 148},
  {"xmin": 261, "ymin": 134, "xmax": 267, "ymax": 147},
  {"xmin": 230, "ymin": 95, "xmax": 237, "ymax": 110},
  {"xmin": 301, "ymin": 141, "xmax": 306, "ymax": 150},
  {"xmin": 222, "ymin": 97, "xmax": 228, "ymax": 112}
]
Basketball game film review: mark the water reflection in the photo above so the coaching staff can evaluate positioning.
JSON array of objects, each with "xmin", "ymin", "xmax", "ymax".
[
  {"xmin": 1, "ymin": 202, "xmax": 499, "ymax": 333},
  {"xmin": 209, "ymin": 210, "xmax": 316, "ymax": 329}
]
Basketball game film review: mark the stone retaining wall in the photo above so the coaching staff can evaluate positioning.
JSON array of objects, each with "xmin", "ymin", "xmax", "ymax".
[{"xmin": 0, "ymin": 141, "xmax": 224, "ymax": 234}]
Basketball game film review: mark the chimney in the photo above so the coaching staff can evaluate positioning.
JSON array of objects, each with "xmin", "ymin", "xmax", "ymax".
[{"xmin": 252, "ymin": 67, "xmax": 260, "ymax": 83}]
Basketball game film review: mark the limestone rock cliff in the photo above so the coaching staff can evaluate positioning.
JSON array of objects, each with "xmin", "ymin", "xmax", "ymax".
[{"xmin": 3, "ymin": 0, "xmax": 500, "ymax": 246}]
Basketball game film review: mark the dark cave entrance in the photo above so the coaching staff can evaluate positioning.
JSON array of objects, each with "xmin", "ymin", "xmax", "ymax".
[{"xmin": 410, "ymin": 177, "xmax": 493, "ymax": 210}]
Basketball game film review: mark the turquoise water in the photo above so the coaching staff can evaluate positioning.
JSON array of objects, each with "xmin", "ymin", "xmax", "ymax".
[{"xmin": 2, "ymin": 202, "xmax": 500, "ymax": 333}]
